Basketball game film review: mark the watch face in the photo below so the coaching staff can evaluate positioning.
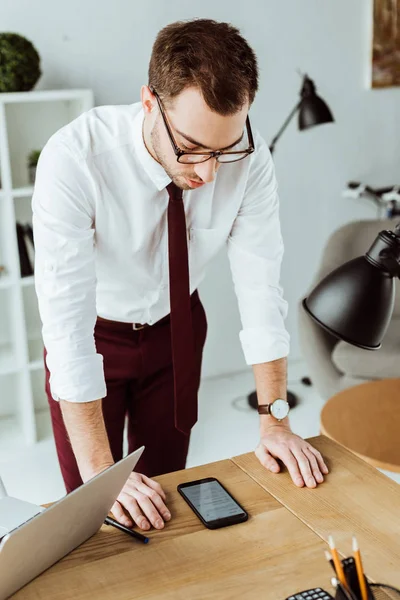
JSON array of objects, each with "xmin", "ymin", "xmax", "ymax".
[{"xmin": 270, "ymin": 399, "xmax": 290, "ymax": 420}]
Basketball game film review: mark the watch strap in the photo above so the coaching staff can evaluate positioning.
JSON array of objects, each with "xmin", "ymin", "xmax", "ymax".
[{"xmin": 257, "ymin": 404, "xmax": 271, "ymax": 415}]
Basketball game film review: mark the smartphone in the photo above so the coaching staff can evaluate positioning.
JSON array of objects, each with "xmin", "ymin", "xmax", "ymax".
[{"xmin": 177, "ymin": 477, "xmax": 248, "ymax": 529}]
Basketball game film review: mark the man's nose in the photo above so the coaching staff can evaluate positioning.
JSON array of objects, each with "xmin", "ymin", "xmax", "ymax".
[{"xmin": 193, "ymin": 158, "xmax": 219, "ymax": 183}]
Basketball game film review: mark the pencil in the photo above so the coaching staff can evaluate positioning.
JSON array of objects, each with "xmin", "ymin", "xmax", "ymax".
[
  {"xmin": 328, "ymin": 535, "xmax": 348, "ymax": 590},
  {"xmin": 353, "ymin": 536, "xmax": 368, "ymax": 600},
  {"xmin": 104, "ymin": 516, "xmax": 150, "ymax": 544}
]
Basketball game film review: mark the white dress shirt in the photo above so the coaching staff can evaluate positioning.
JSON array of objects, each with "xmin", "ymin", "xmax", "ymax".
[{"xmin": 32, "ymin": 102, "xmax": 290, "ymax": 403}]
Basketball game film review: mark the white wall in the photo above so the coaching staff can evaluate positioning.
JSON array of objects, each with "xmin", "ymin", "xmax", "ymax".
[{"xmin": 2, "ymin": 0, "xmax": 399, "ymax": 378}]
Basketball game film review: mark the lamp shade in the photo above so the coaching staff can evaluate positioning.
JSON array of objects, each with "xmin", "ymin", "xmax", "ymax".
[
  {"xmin": 303, "ymin": 256, "xmax": 395, "ymax": 350},
  {"xmin": 298, "ymin": 75, "xmax": 334, "ymax": 131}
]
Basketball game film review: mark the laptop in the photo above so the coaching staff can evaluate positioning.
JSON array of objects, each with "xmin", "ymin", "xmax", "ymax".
[{"xmin": 0, "ymin": 446, "xmax": 144, "ymax": 600}]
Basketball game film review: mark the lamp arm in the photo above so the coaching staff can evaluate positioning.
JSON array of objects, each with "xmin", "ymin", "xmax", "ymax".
[{"xmin": 269, "ymin": 100, "xmax": 302, "ymax": 154}]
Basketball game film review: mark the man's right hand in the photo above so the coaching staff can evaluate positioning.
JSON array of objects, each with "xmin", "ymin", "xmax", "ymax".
[
  {"xmin": 110, "ymin": 471, "xmax": 171, "ymax": 531},
  {"xmin": 59, "ymin": 400, "xmax": 170, "ymax": 530}
]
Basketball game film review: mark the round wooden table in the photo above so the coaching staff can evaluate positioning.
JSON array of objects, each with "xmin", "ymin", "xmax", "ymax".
[{"xmin": 321, "ymin": 379, "xmax": 400, "ymax": 473}]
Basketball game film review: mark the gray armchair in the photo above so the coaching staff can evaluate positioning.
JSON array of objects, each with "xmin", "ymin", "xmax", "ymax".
[{"xmin": 298, "ymin": 219, "xmax": 400, "ymax": 400}]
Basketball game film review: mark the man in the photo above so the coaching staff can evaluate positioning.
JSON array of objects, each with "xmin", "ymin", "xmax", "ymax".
[{"xmin": 33, "ymin": 18, "xmax": 328, "ymax": 533}]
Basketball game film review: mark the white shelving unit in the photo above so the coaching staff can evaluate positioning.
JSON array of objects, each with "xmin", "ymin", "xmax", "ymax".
[{"xmin": 0, "ymin": 89, "xmax": 94, "ymax": 446}]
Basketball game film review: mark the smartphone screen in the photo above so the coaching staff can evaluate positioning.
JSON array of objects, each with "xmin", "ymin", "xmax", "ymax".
[{"xmin": 178, "ymin": 478, "xmax": 247, "ymax": 528}]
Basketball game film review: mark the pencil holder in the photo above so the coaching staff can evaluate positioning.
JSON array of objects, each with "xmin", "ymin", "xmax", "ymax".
[
  {"xmin": 335, "ymin": 582, "xmax": 400, "ymax": 600},
  {"xmin": 334, "ymin": 581, "xmax": 373, "ymax": 600},
  {"xmin": 333, "ymin": 557, "xmax": 400, "ymax": 600},
  {"xmin": 333, "ymin": 557, "xmax": 375, "ymax": 600}
]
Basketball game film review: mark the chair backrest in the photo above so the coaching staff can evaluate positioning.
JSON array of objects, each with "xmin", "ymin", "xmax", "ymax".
[{"xmin": 314, "ymin": 219, "xmax": 400, "ymax": 318}]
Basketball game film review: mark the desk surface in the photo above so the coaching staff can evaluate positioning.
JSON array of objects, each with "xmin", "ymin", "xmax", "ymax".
[{"xmin": 12, "ymin": 436, "xmax": 400, "ymax": 600}]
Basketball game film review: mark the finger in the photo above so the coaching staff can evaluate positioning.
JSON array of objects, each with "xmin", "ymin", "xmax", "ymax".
[
  {"xmin": 140, "ymin": 474, "xmax": 167, "ymax": 501},
  {"xmin": 116, "ymin": 493, "xmax": 150, "ymax": 531},
  {"xmin": 307, "ymin": 445, "xmax": 329, "ymax": 474},
  {"xmin": 124, "ymin": 478, "xmax": 170, "ymax": 521},
  {"xmin": 135, "ymin": 482, "xmax": 171, "ymax": 521},
  {"xmin": 303, "ymin": 448, "xmax": 324, "ymax": 484},
  {"xmin": 126, "ymin": 491, "xmax": 166, "ymax": 530},
  {"xmin": 291, "ymin": 448, "xmax": 316, "ymax": 488},
  {"xmin": 255, "ymin": 444, "xmax": 281, "ymax": 473},
  {"xmin": 279, "ymin": 449, "xmax": 305, "ymax": 487},
  {"xmin": 110, "ymin": 500, "xmax": 134, "ymax": 528}
]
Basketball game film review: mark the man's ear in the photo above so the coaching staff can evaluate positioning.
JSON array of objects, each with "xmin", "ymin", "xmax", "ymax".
[{"xmin": 141, "ymin": 85, "xmax": 156, "ymax": 115}]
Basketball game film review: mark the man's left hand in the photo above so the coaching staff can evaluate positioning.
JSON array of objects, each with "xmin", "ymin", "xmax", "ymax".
[{"xmin": 255, "ymin": 425, "xmax": 329, "ymax": 488}]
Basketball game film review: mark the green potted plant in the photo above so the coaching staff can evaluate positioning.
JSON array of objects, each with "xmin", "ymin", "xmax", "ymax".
[
  {"xmin": 0, "ymin": 33, "xmax": 41, "ymax": 92},
  {"xmin": 28, "ymin": 149, "xmax": 41, "ymax": 184}
]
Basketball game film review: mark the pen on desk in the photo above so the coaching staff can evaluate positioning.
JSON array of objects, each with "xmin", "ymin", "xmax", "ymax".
[
  {"xmin": 352, "ymin": 536, "xmax": 368, "ymax": 600},
  {"xmin": 328, "ymin": 535, "xmax": 348, "ymax": 590},
  {"xmin": 104, "ymin": 516, "xmax": 149, "ymax": 544}
]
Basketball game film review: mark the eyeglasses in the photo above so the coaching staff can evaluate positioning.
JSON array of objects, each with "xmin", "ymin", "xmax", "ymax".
[{"xmin": 149, "ymin": 86, "xmax": 255, "ymax": 164}]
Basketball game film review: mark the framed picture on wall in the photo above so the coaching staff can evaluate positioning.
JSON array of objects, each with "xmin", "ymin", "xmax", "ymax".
[{"xmin": 372, "ymin": 0, "xmax": 400, "ymax": 87}]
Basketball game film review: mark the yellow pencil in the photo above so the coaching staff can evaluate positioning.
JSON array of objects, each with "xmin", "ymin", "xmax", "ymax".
[
  {"xmin": 328, "ymin": 536, "xmax": 348, "ymax": 590},
  {"xmin": 353, "ymin": 536, "xmax": 368, "ymax": 600}
]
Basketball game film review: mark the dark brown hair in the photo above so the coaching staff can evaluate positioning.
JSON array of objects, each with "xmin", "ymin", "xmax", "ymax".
[{"xmin": 148, "ymin": 19, "xmax": 259, "ymax": 115}]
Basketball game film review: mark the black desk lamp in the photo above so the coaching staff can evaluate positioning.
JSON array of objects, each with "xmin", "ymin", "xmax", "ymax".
[
  {"xmin": 303, "ymin": 224, "xmax": 400, "ymax": 348},
  {"xmin": 247, "ymin": 74, "xmax": 334, "ymax": 411},
  {"xmin": 269, "ymin": 74, "xmax": 334, "ymax": 155}
]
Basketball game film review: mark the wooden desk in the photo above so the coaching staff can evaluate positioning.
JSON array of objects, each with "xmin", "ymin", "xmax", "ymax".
[{"xmin": 12, "ymin": 436, "xmax": 400, "ymax": 600}]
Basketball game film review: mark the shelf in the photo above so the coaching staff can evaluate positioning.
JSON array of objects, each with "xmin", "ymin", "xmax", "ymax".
[
  {"xmin": 5, "ymin": 95, "xmax": 93, "ymax": 189},
  {"xmin": 0, "ymin": 88, "xmax": 93, "ymax": 446},
  {"xmin": 0, "ymin": 373, "xmax": 23, "ymax": 426},
  {"xmin": 35, "ymin": 406, "xmax": 52, "ymax": 442},
  {"xmin": 0, "ymin": 276, "xmax": 15, "ymax": 290},
  {"xmin": 0, "ymin": 408, "xmax": 51, "ymax": 455},
  {"xmin": 0, "ymin": 288, "xmax": 19, "ymax": 375},
  {"xmin": 21, "ymin": 275, "xmax": 35, "ymax": 287},
  {"xmin": 12, "ymin": 187, "xmax": 34, "ymax": 198},
  {"xmin": 0, "ymin": 415, "xmax": 24, "ymax": 457},
  {"xmin": 31, "ymin": 368, "xmax": 48, "ymax": 415},
  {"xmin": 22, "ymin": 282, "xmax": 43, "ymax": 362},
  {"xmin": 0, "ymin": 344, "xmax": 19, "ymax": 376},
  {"xmin": 29, "ymin": 359, "xmax": 44, "ymax": 372},
  {"xmin": 0, "ymin": 187, "xmax": 34, "ymax": 199},
  {"xmin": 27, "ymin": 336, "xmax": 44, "ymax": 364},
  {"xmin": 0, "ymin": 89, "xmax": 93, "ymax": 105}
]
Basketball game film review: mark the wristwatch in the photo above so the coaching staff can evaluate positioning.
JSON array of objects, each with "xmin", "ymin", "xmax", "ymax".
[{"xmin": 257, "ymin": 398, "xmax": 290, "ymax": 421}]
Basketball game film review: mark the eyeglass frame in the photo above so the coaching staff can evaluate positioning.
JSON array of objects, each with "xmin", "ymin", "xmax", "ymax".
[{"xmin": 148, "ymin": 85, "xmax": 255, "ymax": 164}]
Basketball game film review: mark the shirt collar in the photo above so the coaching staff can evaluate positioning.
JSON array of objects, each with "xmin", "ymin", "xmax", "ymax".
[{"xmin": 132, "ymin": 107, "xmax": 172, "ymax": 191}]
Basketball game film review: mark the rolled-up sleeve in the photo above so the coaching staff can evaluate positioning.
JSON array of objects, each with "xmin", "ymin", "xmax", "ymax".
[
  {"xmin": 227, "ymin": 135, "xmax": 290, "ymax": 365},
  {"xmin": 32, "ymin": 135, "xmax": 106, "ymax": 403}
]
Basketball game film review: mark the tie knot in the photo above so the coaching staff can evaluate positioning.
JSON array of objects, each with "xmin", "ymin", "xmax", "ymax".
[{"xmin": 167, "ymin": 182, "xmax": 183, "ymax": 202}]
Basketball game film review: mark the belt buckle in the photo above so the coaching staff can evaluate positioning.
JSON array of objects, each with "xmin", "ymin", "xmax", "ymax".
[{"xmin": 132, "ymin": 322, "xmax": 147, "ymax": 331}]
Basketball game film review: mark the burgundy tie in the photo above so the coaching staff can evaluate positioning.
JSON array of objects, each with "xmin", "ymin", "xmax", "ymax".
[{"xmin": 167, "ymin": 182, "xmax": 198, "ymax": 435}]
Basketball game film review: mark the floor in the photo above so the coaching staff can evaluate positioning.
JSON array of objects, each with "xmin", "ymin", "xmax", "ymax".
[{"xmin": 0, "ymin": 361, "xmax": 398, "ymax": 506}]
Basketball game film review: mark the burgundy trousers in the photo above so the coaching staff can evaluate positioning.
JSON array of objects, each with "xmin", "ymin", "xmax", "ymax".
[{"xmin": 44, "ymin": 290, "xmax": 207, "ymax": 493}]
